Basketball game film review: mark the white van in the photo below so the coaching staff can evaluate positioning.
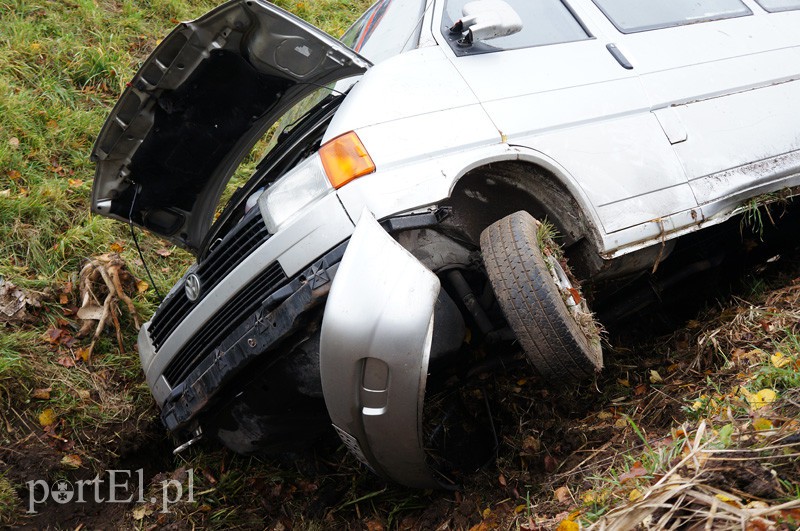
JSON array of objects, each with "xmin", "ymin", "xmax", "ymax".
[{"xmin": 92, "ymin": 0, "xmax": 800, "ymax": 487}]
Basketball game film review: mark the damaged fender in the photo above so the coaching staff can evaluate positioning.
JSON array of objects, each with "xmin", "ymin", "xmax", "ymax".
[{"xmin": 320, "ymin": 209, "xmax": 446, "ymax": 489}]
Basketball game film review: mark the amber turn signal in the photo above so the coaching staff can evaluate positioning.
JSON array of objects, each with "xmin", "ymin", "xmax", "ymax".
[{"xmin": 319, "ymin": 131, "xmax": 376, "ymax": 189}]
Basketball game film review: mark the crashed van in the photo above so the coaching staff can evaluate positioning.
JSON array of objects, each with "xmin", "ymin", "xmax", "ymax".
[{"xmin": 92, "ymin": 0, "xmax": 800, "ymax": 488}]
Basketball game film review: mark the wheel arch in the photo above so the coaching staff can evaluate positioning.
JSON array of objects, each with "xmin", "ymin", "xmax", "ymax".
[{"xmin": 440, "ymin": 149, "xmax": 606, "ymax": 275}]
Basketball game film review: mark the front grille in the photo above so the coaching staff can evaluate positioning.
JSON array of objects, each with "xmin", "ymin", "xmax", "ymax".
[
  {"xmin": 162, "ymin": 261, "xmax": 288, "ymax": 386},
  {"xmin": 149, "ymin": 210, "xmax": 270, "ymax": 350}
]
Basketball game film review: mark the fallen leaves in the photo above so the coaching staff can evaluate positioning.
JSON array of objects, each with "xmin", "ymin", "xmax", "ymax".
[
  {"xmin": 61, "ymin": 453, "xmax": 82, "ymax": 469},
  {"xmin": 0, "ymin": 278, "xmax": 46, "ymax": 324},
  {"xmin": 554, "ymin": 486, "xmax": 571, "ymax": 504},
  {"xmin": 56, "ymin": 354, "xmax": 76, "ymax": 368},
  {"xmin": 751, "ymin": 417, "xmax": 774, "ymax": 431},
  {"xmin": 136, "ymin": 279, "xmax": 149, "ymax": 293},
  {"xmin": 132, "ymin": 504, "xmax": 154, "ymax": 521},
  {"xmin": 39, "ymin": 408, "xmax": 57, "ymax": 427},
  {"xmin": 555, "ymin": 518, "xmax": 579, "ymax": 531},
  {"xmin": 770, "ymin": 352, "xmax": 791, "ymax": 368},
  {"xmin": 618, "ymin": 462, "xmax": 647, "ymax": 484},
  {"xmin": 520, "ymin": 435, "xmax": 541, "ymax": 457},
  {"xmin": 544, "ymin": 455, "xmax": 559, "ymax": 473},
  {"xmin": 76, "ymin": 346, "xmax": 91, "ymax": 363},
  {"xmin": 743, "ymin": 388, "xmax": 778, "ymax": 410},
  {"xmin": 31, "ymin": 388, "xmax": 52, "ymax": 400}
]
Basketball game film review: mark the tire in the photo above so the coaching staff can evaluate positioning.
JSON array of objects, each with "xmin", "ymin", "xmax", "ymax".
[{"xmin": 480, "ymin": 211, "xmax": 602, "ymax": 382}]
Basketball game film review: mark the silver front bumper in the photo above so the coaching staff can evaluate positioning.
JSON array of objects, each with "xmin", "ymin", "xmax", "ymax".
[{"xmin": 320, "ymin": 210, "xmax": 447, "ymax": 489}]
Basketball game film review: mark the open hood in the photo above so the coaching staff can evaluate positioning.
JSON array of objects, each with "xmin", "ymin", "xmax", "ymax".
[{"xmin": 91, "ymin": 0, "xmax": 369, "ymax": 252}]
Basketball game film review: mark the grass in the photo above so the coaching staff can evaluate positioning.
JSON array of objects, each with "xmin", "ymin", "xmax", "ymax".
[
  {"xmin": 739, "ymin": 191, "xmax": 794, "ymax": 240},
  {"xmin": 1, "ymin": 0, "xmax": 799, "ymax": 528},
  {"xmin": 0, "ymin": 0, "xmax": 372, "ymax": 393},
  {"xmin": 0, "ymin": 0, "xmax": 370, "ymax": 525}
]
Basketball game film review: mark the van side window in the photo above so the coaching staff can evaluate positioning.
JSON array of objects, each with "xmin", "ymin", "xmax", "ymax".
[
  {"xmin": 754, "ymin": 0, "xmax": 800, "ymax": 11},
  {"xmin": 592, "ymin": 0, "xmax": 752, "ymax": 33},
  {"xmin": 442, "ymin": 0, "xmax": 590, "ymax": 55}
]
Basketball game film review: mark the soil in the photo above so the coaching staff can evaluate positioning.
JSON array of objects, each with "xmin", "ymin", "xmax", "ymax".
[{"xmin": 3, "ymin": 416, "xmax": 173, "ymax": 529}]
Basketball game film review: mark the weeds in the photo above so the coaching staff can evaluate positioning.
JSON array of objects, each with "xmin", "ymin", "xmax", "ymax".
[
  {"xmin": 739, "ymin": 191, "xmax": 794, "ymax": 240},
  {"xmin": 0, "ymin": 476, "xmax": 18, "ymax": 527}
]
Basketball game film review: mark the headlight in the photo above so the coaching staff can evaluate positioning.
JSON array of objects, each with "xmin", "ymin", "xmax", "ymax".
[{"xmin": 258, "ymin": 154, "xmax": 332, "ymax": 233}]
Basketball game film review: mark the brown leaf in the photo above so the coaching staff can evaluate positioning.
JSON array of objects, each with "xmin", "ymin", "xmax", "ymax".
[
  {"xmin": 45, "ymin": 328, "xmax": 64, "ymax": 344},
  {"xmin": 544, "ymin": 455, "xmax": 559, "ymax": 473},
  {"xmin": 1, "ymin": 279, "xmax": 44, "ymax": 324},
  {"xmin": 59, "ymin": 293, "xmax": 69, "ymax": 305},
  {"xmin": 110, "ymin": 241, "xmax": 124, "ymax": 253},
  {"xmin": 56, "ymin": 355, "xmax": 75, "ymax": 368},
  {"xmin": 32, "ymin": 388, "xmax": 52, "ymax": 400},
  {"xmin": 554, "ymin": 486, "xmax": 571, "ymax": 504},
  {"xmin": 8, "ymin": 137, "xmax": 19, "ymax": 148},
  {"xmin": 61, "ymin": 454, "xmax": 82, "ymax": 469},
  {"xmin": 155, "ymin": 248, "xmax": 172, "ymax": 257},
  {"xmin": 132, "ymin": 504, "xmax": 154, "ymax": 521},
  {"xmin": 77, "ymin": 304, "xmax": 104, "ymax": 321},
  {"xmin": 498, "ymin": 474, "xmax": 507, "ymax": 487},
  {"xmin": 522, "ymin": 436, "xmax": 541, "ymax": 454},
  {"xmin": 634, "ymin": 384, "xmax": 647, "ymax": 396},
  {"xmin": 619, "ymin": 462, "xmax": 648, "ymax": 483},
  {"xmin": 76, "ymin": 347, "xmax": 91, "ymax": 363},
  {"xmin": 8, "ymin": 169, "xmax": 21, "ymax": 180},
  {"xmin": 68, "ymin": 178, "xmax": 84, "ymax": 188},
  {"xmin": 364, "ymin": 519, "xmax": 384, "ymax": 531}
]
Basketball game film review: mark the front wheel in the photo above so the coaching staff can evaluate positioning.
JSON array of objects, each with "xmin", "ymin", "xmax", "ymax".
[{"xmin": 480, "ymin": 211, "xmax": 602, "ymax": 382}]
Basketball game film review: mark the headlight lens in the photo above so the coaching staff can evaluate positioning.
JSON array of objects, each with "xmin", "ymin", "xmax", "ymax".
[{"xmin": 258, "ymin": 154, "xmax": 332, "ymax": 233}]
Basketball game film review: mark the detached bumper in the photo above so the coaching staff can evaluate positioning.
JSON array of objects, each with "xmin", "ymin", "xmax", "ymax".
[{"xmin": 320, "ymin": 210, "xmax": 447, "ymax": 489}]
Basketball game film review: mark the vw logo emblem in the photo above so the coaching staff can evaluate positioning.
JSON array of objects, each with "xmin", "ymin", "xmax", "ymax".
[{"xmin": 185, "ymin": 273, "xmax": 202, "ymax": 302}]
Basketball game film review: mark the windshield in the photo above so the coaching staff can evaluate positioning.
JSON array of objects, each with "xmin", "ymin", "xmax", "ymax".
[{"xmin": 341, "ymin": 0, "xmax": 428, "ymax": 63}]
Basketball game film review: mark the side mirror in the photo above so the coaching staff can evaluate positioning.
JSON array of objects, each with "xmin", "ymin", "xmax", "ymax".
[{"xmin": 449, "ymin": 0, "xmax": 523, "ymax": 47}]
